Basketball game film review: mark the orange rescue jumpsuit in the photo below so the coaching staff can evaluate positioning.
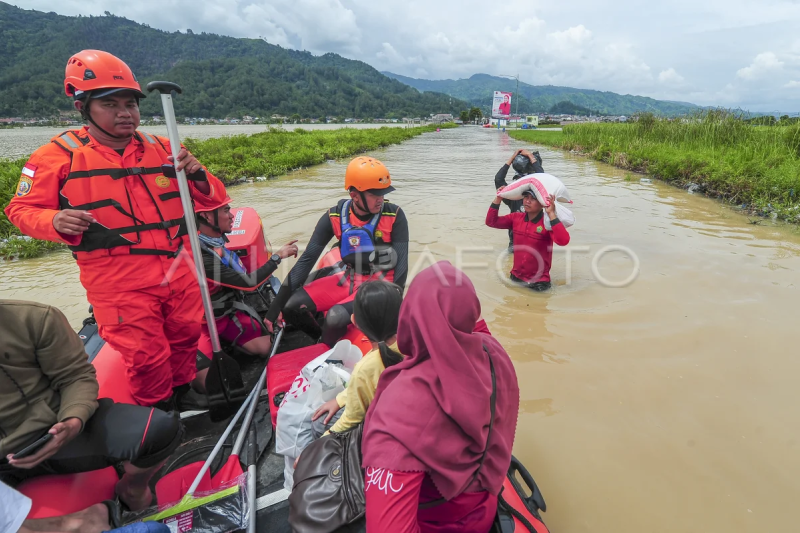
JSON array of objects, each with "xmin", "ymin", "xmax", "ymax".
[{"xmin": 5, "ymin": 127, "xmax": 226, "ymax": 406}]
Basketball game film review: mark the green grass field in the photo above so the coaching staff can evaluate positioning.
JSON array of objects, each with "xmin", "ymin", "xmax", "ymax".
[
  {"xmin": 509, "ymin": 112, "xmax": 800, "ymax": 222},
  {"xmin": 185, "ymin": 124, "xmax": 454, "ymax": 181}
]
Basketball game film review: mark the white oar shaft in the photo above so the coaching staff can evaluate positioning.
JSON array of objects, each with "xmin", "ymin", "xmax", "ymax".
[
  {"xmin": 247, "ymin": 463, "xmax": 257, "ymax": 533},
  {"xmin": 156, "ymin": 92, "xmax": 221, "ymax": 353}
]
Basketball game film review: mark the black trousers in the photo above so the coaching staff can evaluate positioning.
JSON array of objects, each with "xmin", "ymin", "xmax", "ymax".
[{"xmin": 0, "ymin": 399, "xmax": 182, "ymax": 486}]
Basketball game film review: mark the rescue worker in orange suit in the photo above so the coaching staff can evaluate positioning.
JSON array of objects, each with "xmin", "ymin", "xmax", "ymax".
[
  {"xmin": 264, "ymin": 157, "xmax": 409, "ymax": 346},
  {"xmin": 192, "ymin": 193, "xmax": 299, "ymax": 392},
  {"xmin": 4, "ymin": 50, "xmax": 227, "ymax": 410}
]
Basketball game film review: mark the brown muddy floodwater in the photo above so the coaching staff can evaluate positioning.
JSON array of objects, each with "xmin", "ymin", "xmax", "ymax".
[{"xmin": 2, "ymin": 126, "xmax": 798, "ymax": 532}]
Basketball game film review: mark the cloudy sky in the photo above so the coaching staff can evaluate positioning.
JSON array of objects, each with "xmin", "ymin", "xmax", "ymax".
[{"xmin": 22, "ymin": 0, "xmax": 800, "ymax": 112}]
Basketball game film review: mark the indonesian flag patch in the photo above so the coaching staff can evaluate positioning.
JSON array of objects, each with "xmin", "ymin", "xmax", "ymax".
[{"xmin": 21, "ymin": 163, "xmax": 36, "ymax": 178}]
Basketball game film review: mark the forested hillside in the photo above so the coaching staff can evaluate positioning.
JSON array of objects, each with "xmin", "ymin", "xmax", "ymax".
[
  {"xmin": 384, "ymin": 72, "xmax": 700, "ymax": 116},
  {"xmin": 0, "ymin": 2, "xmax": 466, "ymax": 118}
]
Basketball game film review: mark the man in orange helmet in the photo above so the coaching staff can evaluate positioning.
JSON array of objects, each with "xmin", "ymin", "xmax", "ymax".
[
  {"xmin": 264, "ymin": 156, "xmax": 409, "ymax": 345},
  {"xmin": 5, "ymin": 50, "xmax": 227, "ymax": 409}
]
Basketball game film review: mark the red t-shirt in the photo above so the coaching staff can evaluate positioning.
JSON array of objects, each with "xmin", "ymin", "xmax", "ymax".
[
  {"xmin": 365, "ymin": 469, "xmax": 497, "ymax": 533},
  {"xmin": 485, "ymin": 204, "xmax": 570, "ymax": 282}
]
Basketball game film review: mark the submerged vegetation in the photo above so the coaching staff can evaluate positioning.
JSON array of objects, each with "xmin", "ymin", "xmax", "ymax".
[
  {"xmin": 510, "ymin": 111, "xmax": 800, "ymax": 222},
  {"xmin": 0, "ymin": 124, "xmax": 455, "ymax": 259}
]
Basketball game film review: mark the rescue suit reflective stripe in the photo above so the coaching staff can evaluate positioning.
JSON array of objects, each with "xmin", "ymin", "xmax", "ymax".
[{"xmin": 54, "ymin": 129, "xmax": 187, "ymax": 257}]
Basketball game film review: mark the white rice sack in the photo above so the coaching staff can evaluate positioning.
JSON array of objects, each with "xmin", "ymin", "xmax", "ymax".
[
  {"xmin": 498, "ymin": 173, "xmax": 573, "ymax": 204},
  {"xmin": 543, "ymin": 203, "xmax": 575, "ymax": 229}
]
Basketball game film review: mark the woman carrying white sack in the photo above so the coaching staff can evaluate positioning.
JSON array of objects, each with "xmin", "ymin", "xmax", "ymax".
[{"xmin": 486, "ymin": 173, "xmax": 573, "ymax": 291}]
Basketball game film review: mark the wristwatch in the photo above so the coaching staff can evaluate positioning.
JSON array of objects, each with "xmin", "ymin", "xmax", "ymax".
[{"xmin": 270, "ymin": 253, "xmax": 281, "ymax": 265}]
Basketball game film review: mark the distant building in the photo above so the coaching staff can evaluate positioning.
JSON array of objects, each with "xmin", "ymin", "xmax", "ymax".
[{"xmin": 432, "ymin": 114, "xmax": 454, "ymax": 123}]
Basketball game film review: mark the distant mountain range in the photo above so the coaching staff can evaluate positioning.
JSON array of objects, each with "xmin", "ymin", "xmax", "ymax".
[
  {"xmin": 0, "ymin": 3, "xmax": 467, "ymax": 119},
  {"xmin": 0, "ymin": 2, "xmax": 709, "ymax": 120},
  {"xmin": 384, "ymin": 72, "xmax": 702, "ymax": 116}
]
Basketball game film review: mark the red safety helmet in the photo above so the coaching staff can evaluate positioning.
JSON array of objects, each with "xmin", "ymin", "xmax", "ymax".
[
  {"xmin": 64, "ymin": 50, "xmax": 146, "ymax": 100},
  {"xmin": 195, "ymin": 192, "xmax": 232, "ymax": 213}
]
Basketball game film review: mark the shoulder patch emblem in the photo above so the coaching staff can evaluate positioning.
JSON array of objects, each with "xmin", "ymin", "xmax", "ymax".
[
  {"xmin": 154, "ymin": 175, "xmax": 171, "ymax": 189},
  {"xmin": 16, "ymin": 176, "xmax": 33, "ymax": 197}
]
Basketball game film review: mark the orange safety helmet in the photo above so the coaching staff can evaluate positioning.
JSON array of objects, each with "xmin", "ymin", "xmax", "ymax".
[
  {"xmin": 64, "ymin": 50, "xmax": 146, "ymax": 100},
  {"xmin": 344, "ymin": 157, "xmax": 395, "ymax": 195}
]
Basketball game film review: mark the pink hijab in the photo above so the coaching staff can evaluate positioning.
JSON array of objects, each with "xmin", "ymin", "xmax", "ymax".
[{"xmin": 362, "ymin": 262, "xmax": 520, "ymax": 500}]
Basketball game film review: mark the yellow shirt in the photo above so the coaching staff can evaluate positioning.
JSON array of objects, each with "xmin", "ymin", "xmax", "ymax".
[{"xmin": 325, "ymin": 342, "xmax": 402, "ymax": 435}]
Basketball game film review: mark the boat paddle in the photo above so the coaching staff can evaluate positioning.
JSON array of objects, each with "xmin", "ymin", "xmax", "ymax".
[{"xmin": 146, "ymin": 81, "xmax": 246, "ymax": 422}]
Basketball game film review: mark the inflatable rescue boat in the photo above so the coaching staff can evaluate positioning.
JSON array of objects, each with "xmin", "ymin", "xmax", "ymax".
[{"xmin": 16, "ymin": 207, "xmax": 550, "ymax": 533}]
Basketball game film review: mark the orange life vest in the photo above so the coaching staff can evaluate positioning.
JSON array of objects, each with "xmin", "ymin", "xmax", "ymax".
[{"xmin": 53, "ymin": 130, "xmax": 187, "ymax": 258}]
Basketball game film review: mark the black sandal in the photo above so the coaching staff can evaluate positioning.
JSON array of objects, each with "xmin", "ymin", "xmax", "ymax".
[{"xmin": 102, "ymin": 499, "xmax": 123, "ymax": 529}]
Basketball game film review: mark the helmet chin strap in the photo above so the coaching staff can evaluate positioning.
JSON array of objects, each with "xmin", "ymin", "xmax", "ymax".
[
  {"xmin": 197, "ymin": 210, "xmax": 229, "ymax": 242},
  {"xmin": 354, "ymin": 191, "xmax": 380, "ymax": 216},
  {"xmin": 80, "ymin": 94, "xmax": 134, "ymax": 141}
]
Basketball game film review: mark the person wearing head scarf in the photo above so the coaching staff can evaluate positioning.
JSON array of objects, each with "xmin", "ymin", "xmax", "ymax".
[{"xmin": 362, "ymin": 262, "xmax": 520, "ymax": 533}]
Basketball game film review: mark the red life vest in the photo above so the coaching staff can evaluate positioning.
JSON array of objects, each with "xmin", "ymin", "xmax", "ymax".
[{"xmin": 53, "ymin": 129, "xmax": 186, "ymax": 259}]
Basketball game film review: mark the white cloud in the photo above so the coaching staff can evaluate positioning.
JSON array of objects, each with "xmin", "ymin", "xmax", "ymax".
[
  {"xmin": 785, "ymin": 80, "xmax": 800, "ymax": 88},
  {"xmin": 658, "ymin": 68, "xmax": 685, "ymax": 84},
  {"xmin": 736, "ymin": 52, "xmax": 784, "ymax": 79}
]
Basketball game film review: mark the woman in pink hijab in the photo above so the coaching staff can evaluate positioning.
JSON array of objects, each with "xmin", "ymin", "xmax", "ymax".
[{"xmin": 362, "ymin": 262, "xmax": 520, "ymax": 533}]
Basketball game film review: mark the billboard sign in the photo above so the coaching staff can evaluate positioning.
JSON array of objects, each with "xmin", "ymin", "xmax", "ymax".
[{"xmin": 492, "ymin": 91, "xmax": 512, "ymax": 117}]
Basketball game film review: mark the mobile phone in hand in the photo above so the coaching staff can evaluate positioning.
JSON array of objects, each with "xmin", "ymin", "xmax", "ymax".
[{"xmin": 12, "ymin": 433, "xmax": 53, "ymax": 460}]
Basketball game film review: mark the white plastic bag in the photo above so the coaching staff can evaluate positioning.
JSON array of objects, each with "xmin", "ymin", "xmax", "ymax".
[
  {"xmin": 300, "ymin": 340, "xmax": 362, "ymax": 381},
  {"xmin": 283, "ymin": 455, "xmax": 295, "ymax": 492},
  {"xmin": 274, "ymin": 340, "xmax": 362, "ymax": 491}
]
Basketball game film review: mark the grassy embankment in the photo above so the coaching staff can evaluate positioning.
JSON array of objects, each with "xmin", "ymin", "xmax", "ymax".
[
  {"xmin": 0, "ymin": 124, "xmax": 455, "ymax": 260},
  {"xmin": 509, "ymin": 112, "xmax": 800, "ymax": 221}
]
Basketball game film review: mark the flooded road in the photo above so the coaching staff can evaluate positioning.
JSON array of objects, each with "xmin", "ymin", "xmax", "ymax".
[{"xmin": 2, "ymin": 126, "xmax": 799, "ymax": 533}]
